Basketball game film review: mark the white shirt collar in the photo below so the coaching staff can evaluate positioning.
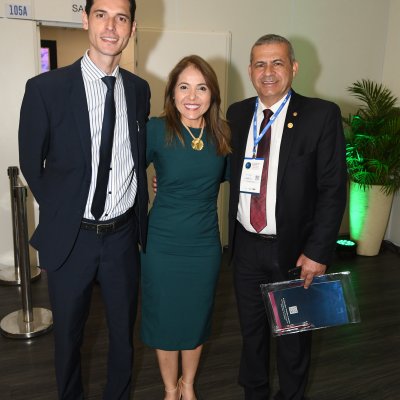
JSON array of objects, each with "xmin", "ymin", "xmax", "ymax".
[{"xmin": 81, "ymin": 50, "xmax": 120, "ymax": 82}]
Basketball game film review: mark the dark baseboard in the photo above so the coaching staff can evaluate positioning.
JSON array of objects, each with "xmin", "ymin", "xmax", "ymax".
[{"xmin": 382, "ymin": 240, "xmax": 400, "ymax": 256}]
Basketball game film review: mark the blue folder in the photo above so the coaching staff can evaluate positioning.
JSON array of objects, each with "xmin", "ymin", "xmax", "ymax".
[
  {"xmin": 262, "ymin": 272, "xmax": 361, "ymax": 335},
  {"xmin": 267, "ymin": 280, "xmax": 349, "ymax": 332}
]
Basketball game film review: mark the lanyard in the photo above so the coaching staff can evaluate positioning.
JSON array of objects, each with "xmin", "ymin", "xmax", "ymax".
[{"xmin": 252, "ymin": 90, "xmax": 292, "ymax": 157}]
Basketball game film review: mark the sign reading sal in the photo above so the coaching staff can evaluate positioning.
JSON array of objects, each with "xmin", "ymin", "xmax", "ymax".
[
  {"xmin": 71, "ymin": 1, "xmax": 86, "ymax": 22},
  {"xmin": 72, "ymin": 4, "xmax": 84, "ymax": 13},
  {"xmin": 5, "ymin": 3, "xmax": 32, "ymax": 19}
]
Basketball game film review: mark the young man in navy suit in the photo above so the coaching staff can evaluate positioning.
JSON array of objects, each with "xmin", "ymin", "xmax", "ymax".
[
  {"xmin": 18, "ymin": 0, "xmax": 150, "ymax": 398},
  {"xmin": 227, "ymin": 34, "xmax": 347, "ymax": 400}
]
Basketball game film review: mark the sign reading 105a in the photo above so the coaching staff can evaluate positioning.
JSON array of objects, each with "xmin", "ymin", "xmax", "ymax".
[{"xmin": 5, "ymin": 3, "xmax": 32, "ymax": 19}]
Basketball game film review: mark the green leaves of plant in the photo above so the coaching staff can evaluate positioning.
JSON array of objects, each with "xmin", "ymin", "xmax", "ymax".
[{"xmin": 343, "ymin": 79, "xmax": 400, "ymax": 195}]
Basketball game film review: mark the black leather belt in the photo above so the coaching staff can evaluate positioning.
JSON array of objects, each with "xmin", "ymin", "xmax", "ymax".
[
  {"xmin": 256, "ymin": 233, "xmax": 277, "ymax": 241},
  {"xmin": 81, "ymin": 209, "xmax": 133, "ymax": 234},
  {"xmin": 238, "ymin": 222, "xmax": 277, "ymax": 241}
]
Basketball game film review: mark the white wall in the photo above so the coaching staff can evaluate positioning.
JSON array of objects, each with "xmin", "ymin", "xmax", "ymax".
[
  {"xmin": 0, "ymin": 18, "xmax": 39, "ymax": 265},
  {"xmin": 137, "ymin": 0, "xmax": 390, "ymax": 114}
]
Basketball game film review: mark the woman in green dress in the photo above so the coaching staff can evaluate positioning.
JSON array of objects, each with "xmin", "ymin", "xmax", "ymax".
[{"xmin": 140, "ymin": 55, "xmax": 231, "ymax": 400}]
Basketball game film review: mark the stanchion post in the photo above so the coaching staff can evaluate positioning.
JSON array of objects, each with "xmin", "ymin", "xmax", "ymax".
[
  {"xmin": 0, "ymin": 185, "xmax": 52, "ymax": 339},
  {"xmin": 0, "ymin": 166, "xmax": 41, "ymax": 285},
  {"xmin": 15, "ymin": 186, "xmax": 34, "ymax": 324},
  {"xmin": 8, "ymin": 167, "xmax": 20, "ymax": 280}
]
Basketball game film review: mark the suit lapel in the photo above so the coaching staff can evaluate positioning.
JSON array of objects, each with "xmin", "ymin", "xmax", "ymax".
[
  {"xmin": 231, "ymin": 99, "xmax": 255, "ymax": 194},
  {"xmin": 70, "ymin": 60, "xmax": 92, "ymax": 166},
  {"xmin": 120, "ymin": 70, "xmax": 138, "ymax": 167},
  {"xmin": 236, "ymin": 99, "xmax": 255, "ymax": 169},
  {"xmin": 277, "ymin": 91, "xmax": 301, "ymax": 193}
]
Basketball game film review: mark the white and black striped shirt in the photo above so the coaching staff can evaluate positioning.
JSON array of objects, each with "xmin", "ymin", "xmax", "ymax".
[{"xmin": 81, "ymin": 51, "xmax": 136, "ymax": 221}]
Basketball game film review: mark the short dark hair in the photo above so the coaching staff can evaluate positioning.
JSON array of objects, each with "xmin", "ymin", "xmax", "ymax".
[
  {"xmin": 250, "ymin": 34, "xmax": 296, "ymax": 64},
  {"xmin": 85, "ymin": 0, "xmax": 136, "ymax": 22}
]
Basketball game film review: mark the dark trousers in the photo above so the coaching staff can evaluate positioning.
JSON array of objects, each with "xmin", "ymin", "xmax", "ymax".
[
  {"xmin": 46, "ymin": 218, "xmax": 139, "ymax": 400},
  {"xmin": 233, "ymin": 224, "xmax": 311, "ymax": 400}
]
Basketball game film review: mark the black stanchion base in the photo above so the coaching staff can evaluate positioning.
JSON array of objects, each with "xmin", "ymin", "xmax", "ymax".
[
  {"xmin": 0, "ymin": 307, "xmax": 53, "ymax": 339},
  {"xmin": 0, "ymin": 265, "xmax": 41, "ymax": 286}
]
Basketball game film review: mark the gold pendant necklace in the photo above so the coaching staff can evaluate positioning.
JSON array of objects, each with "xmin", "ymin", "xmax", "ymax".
[{"xmin": 182, "ymin": 120, "xmax": 204, "ymax": 151}]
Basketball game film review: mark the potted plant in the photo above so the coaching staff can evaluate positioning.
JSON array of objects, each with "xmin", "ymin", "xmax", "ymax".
[{"xmin": 343, "ymin": 79, "xmax": 400, "ymax": 255}]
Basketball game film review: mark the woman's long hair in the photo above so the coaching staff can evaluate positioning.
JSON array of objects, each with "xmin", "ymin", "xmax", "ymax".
[{"xmin": 162, "ymin": 55, "xmax": 231, "ymax": 156}]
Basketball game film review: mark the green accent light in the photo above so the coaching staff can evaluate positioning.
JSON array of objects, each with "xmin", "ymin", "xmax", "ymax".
[
  {"xmin": 349, "ymin": 184, "xmax": 368, "ymax": 241},
  {"xmin": 336, "ymin": 237, "xmax": 357, "ymax": 258},
  {"xmin": 337, "ymin": 239, "xmax": 356, "ymax": 247}
]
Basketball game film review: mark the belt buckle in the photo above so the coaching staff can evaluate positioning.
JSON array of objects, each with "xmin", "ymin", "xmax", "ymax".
[
  {"xmin": 96, "ymin": 222, "xmax": 115, "ymax": 234},
  {"xmin": 258, "ymin": 233, "xmax": 277, "ymax": 241}
]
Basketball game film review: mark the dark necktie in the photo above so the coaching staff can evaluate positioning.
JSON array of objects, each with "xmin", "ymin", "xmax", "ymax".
[
  {"xmin": 91, "ymin": 76, "xmax": 116, "ymax": 220},
  {"xmin": 250, "ymin": 109, "xmax": 273, "ymax": 232}
]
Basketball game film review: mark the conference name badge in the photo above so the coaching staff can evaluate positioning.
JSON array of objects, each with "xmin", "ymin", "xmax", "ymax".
[{"xmin": 240, "ymin": 158, "xmax": 264, "ymax": 194}]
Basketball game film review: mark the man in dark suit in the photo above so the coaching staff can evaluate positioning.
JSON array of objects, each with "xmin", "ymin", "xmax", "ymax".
[
  {"xmin": 18, "ymin": 1, "xmax": 150, "ymax": 399},
  {"xmin": 227, "ymin": 34, "xmax": 347, "ymax": 400}
]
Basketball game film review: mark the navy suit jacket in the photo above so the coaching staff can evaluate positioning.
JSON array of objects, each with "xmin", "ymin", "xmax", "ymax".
[
  {"xmin": 227, "ymin": 90, "xmax": 347, "ymax": 273},
  {"xmin": 18, "ymin": 59, "xmax": 150, "ymax": 271}
]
